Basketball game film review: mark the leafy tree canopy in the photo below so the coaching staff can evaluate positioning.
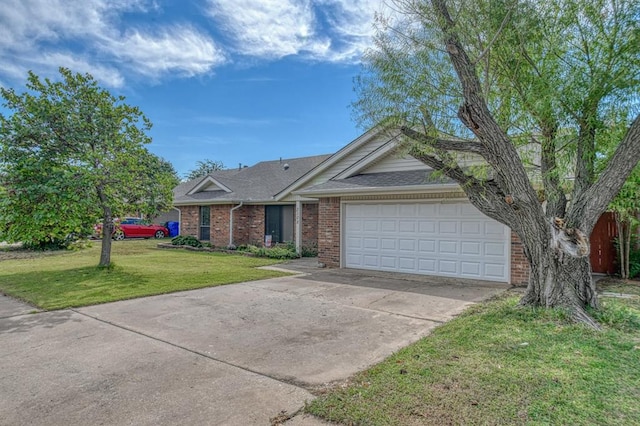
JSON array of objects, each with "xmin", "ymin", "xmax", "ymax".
[
  {"xmin": 0, "ymin": 68, "xmax": 177, "ymax": 265},
  {"xmin": 357, "ymin": 0, "xmax": 640, "ymax": 325},
  {"xmin": 184, "ymin": 159, "xmax": 225, "ymax": 181}
]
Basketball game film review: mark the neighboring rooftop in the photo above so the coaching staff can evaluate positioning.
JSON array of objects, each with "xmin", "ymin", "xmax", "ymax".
[{"xmin": 173, "ymin": 154, "xmax": 331, "ymax": 204}]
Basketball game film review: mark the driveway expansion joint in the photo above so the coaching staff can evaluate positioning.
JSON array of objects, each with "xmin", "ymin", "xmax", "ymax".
[{"xmin": 70, "ymin": 308, "xmax": 319, "ymax": 393}]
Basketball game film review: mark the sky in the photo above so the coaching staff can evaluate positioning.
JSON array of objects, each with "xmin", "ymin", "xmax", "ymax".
[{"xmin": 0, "ymin": 0, "xmax": 390, "ymax": 177}]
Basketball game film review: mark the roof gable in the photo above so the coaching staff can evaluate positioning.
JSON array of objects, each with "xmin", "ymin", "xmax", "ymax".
[
  {"xmin": 355, "ymin": 149, "xmax": 431, "ymax": 175},
  {"xmin": 275, "ymin": 127, "xmax": 400, "ymax": 200},
  {"xmin": 173, "ymin": 154, "xmax": 330, "ymax": 205},
  {"xmin": 187, "ymin": 176, "xmax": 232, "ymax": 195}
]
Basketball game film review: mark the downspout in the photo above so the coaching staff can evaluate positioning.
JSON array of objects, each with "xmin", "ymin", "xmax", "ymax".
[{"xmin": 229, "ymin": 202, "xmax": 243, "ymax": 249}]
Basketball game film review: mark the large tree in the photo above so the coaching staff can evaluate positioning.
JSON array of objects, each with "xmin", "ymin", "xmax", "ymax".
[
  {"xmin": 0, "ymin": 68, "xmax": 176, "ymax": 266},
  {"xmin": 357, "ymin": 0, "xmax": 640, "ymax": 326},
  {"xmin": 184, "ymin": 159, "xmax": 225, "ymax": 180}
]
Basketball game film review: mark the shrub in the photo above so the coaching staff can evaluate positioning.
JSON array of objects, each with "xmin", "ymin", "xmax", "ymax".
[
  {"xmin": 23, "ymin": 239, "xmax": 68, "ymax": 251},
  {"xmin": 244, "ymin": 244, "xmax": 299, "ymax": 259},
  {"xmin": 629, "ymin": 248, "xmax": 640, "ymax": 279},
  {"xmin": 300, "ymin": 244, "xmax": 318, "ymax": 257},
  {"xmin": 171, "ymin": 235, "xmax": 203, "ymax": 248}
]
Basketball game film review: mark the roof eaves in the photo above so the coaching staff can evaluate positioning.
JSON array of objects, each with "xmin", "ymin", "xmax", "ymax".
[
  {"xmin": 294, "ymin": 183, "xmax": 461, "ymax": 198},
  {"xmin": 273, "ymin": 126, "xmax": 388, "ymax": 201}
]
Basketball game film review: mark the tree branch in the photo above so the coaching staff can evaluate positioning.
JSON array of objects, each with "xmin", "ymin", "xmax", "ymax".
[
  {"xmin": 568, "ymin": 113, "xmax": 640, "ymax": 232},
  {"xmin": 430, "ymin": 0, "xmax": 545, "ymax": 228},
  {"xmin": 400, "ymin": 126, "xmax": 487, "ymax": 156}
]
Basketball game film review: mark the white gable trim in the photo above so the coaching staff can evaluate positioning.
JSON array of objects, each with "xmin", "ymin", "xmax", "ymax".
[
  {"xmin": 273, "ymin": 126, "xmax": 391, "ymax": 201},
  {"xmin": 333, "ymin": 138, "xmax": 400, "ymax": 180},
  {"xmin": 187, "ymin": 176, "xmax": 232, "ymax": 195}
]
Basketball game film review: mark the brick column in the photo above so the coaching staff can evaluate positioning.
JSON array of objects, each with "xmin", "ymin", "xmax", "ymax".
[
  {"xmin": 301, "ymin": 203, "xmax": 319, "ymax": 248},
  {"xmin": 318, "ymin": 197, "xmax": 341, "ymax": 267}
]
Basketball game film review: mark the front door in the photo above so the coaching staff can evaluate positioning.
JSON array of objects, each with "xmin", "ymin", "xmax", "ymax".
[{"xmin": 265, "ymin": 205, "xmax": 294, "ymax": 243}]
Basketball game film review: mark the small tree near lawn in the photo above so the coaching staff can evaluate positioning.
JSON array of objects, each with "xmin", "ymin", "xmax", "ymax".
[{"xmin": 0, "ymin": 68, "xmax": 177, "ymax": 266}]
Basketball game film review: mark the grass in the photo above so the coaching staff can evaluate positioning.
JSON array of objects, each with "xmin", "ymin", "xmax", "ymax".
[
  {"xmin": 307, "ymin": 290, "xmax": 640, "ymax": 426},
  {"xmin": 598, "ymin": 277, "xmax": 640, "ymax": 296},
  {"xmin": 0, "ymin": 239, "xmax": 289, "ymax": 310}
]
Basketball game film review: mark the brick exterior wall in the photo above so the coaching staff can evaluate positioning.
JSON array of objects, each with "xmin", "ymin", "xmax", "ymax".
[
  {"xmin": 178, "ymin": 203, "xmax": 320, "ymax": 249},
  {"xmin": 208, "ymin": 205, "xmax": 231, "ymax": 247},
  {"xmin": 318, "ymin": 197, "xmax": 341, "ymax": 267},
  {"xmin": 233, "ymin": 205, "xmax": 265, "ymax": 246},
  {"xmin": 300, "ymin": 203, "xmax": 319, "ymax": 248},
  {"xmin": 510, "ymin": 231, "xmax": 530, "ymax": 286},
  {"xmin": 179, "ymin": 206, "xmax": 199, "ymax": 237}
]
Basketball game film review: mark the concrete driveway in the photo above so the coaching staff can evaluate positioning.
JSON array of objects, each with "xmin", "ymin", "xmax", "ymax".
[{"xmin": 0, "ymin": 264, "xmax": 508, "ymax": 425}]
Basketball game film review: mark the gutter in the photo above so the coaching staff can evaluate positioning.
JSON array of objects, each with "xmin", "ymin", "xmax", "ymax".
[
  {"xmin": 228, "ymin": 202, "xmax": 243, "ymax": 249},
  {"xmin": 293, "ymin": 183, "xmax": 461, "ymax": 198}
]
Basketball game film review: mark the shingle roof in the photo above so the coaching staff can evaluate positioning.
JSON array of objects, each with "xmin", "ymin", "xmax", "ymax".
[
  {"xmin": 174, "ymin": 154, "xmax": 331, "ymax": 204},
  {"xmin": 298, "ymin": 170, "xmax": 455, "ymax": 194}
]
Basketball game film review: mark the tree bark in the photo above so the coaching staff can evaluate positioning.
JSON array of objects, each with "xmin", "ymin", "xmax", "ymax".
[
  {"xmin": 97, "ymin": 185, "xmax": 112, "ymax": 268},
  {"xmin": 519, "ymin": 231, "xmax": 600, "ymax": 328},
  {"xmin": 421, "ymin": 0, "xmax": 640, "ymax": 327}
]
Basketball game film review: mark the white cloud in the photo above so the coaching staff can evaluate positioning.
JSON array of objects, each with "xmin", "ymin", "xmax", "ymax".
[
  {"xmin": 205, "ymin": 0, "xmax": 389, "ymax": 62},
  {"xmin": 207, "ymin": 0, "xmax": 325, "ymax": 59},
  {"xmin": 103, "ymin": 26, "xmax": 226, "ymax": 79},
  {"xmin": 38, "ymin": 53, "xmax": 126, "ymax": 88},
  {"xmin": 0, "ymin": 0, "xmax": 224, "ymax": 87},
  {"xmin": 316, "ymin": 0, "xmax": 391, "ymax": 61},
  {"xmin": 0, "ymin": 0, "xmax": 395, "ymax": 88}
]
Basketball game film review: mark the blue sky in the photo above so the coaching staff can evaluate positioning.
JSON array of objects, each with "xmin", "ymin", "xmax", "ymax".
[{"xmin": 0, "ymin": 0, "xmax": 389, "ymax": 177}]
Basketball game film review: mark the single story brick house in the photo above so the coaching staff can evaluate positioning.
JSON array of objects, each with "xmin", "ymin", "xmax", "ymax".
[
  {"xmin": 174, "ymin": 127, "xmax": 618, "ymax": 285},
  {"xmin": 173, "ymin": 154, "xmax": 331, "ymax": 251}
]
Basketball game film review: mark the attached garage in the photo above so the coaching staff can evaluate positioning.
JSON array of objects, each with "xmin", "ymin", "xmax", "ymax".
[{"xmin": 344, "ymin": 201, "xmax": 510, "ymax": 282}]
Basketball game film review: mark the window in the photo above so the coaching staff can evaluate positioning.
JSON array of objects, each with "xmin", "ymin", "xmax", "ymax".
[
  {"xmin": 199, "ymin": 206, "xmax": 210, "ymax": 241},
  {"xmin": 265, "ymin": 205, "xmax": 294, "ymax": 243}
]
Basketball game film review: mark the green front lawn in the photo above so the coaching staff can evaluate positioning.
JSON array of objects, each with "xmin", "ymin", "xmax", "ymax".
[
  {"xmin": 307, "ymin": 292, "xmax": 640, "ymax": 425},
  {"xmin": 0, "ymin": 239, "xmax": 289, "ymax": 310}
]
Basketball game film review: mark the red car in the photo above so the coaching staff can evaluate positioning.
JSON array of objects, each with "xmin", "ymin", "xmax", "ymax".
[{"xmin": 95, "ymin": 218, "xmax": 169, "ymax": 240}]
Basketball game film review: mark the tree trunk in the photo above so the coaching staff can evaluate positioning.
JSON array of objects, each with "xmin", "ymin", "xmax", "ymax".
[
  {"xmin": 614, "ymin": 213, "xmax": 630, "ymax": 279},
  {"xmin": 99, "ymin": 215, "xmax": 113, "ymax": 267},
  {"xmin": 98, "ymin": 185, "xmax": 113, "ymax": 267},
  {"xmin": 520, "ymin": 240, "xmax": 600, "ymax": 329}
]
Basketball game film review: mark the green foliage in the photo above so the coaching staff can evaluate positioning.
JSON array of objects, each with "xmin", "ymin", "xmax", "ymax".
[
  {"xmin": 171, "ymin": 235, "xmax": 203, "ymax": 248},
  {"xmin": 300, "ymin": 244, "xmax": 318, "ymax": 257},
  {"xmin": 591, "ymin": 299, "xmax": 640, "ymax": 332},
  {"xmin": 629, "ymin": 248, "xmax": 640, "ymax": 279},
  {"xmin": 0, "ymin": 68, "xmax": 176, "ymax": 264},
  {"xmin": 0, "ymin": 240, "xmax": 287, "ymax": 310},
  {"xmin": 356, "ymin": 0, "xmax": 640, "ymax": 194},
  {"xmin": 308, "ymin": 293, "xmax": 640, "ymax": 425},
  {"xmin": 184, "ymin": 159, "xmax": 225, "ymax": 180},
  {"xmin": 242, "ymin": 244, "xmax": 299, "ymax": 259}
]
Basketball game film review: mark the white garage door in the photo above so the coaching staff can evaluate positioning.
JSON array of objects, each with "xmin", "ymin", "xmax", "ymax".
[{"xmin": 344, "ymin": 202, "xmax": 510, "ymax": 282}]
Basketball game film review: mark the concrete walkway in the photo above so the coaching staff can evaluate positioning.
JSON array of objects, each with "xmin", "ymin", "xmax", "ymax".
[{"xmin": 0, "ymin": 266, "xmax": 508, "ymax": 425}]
